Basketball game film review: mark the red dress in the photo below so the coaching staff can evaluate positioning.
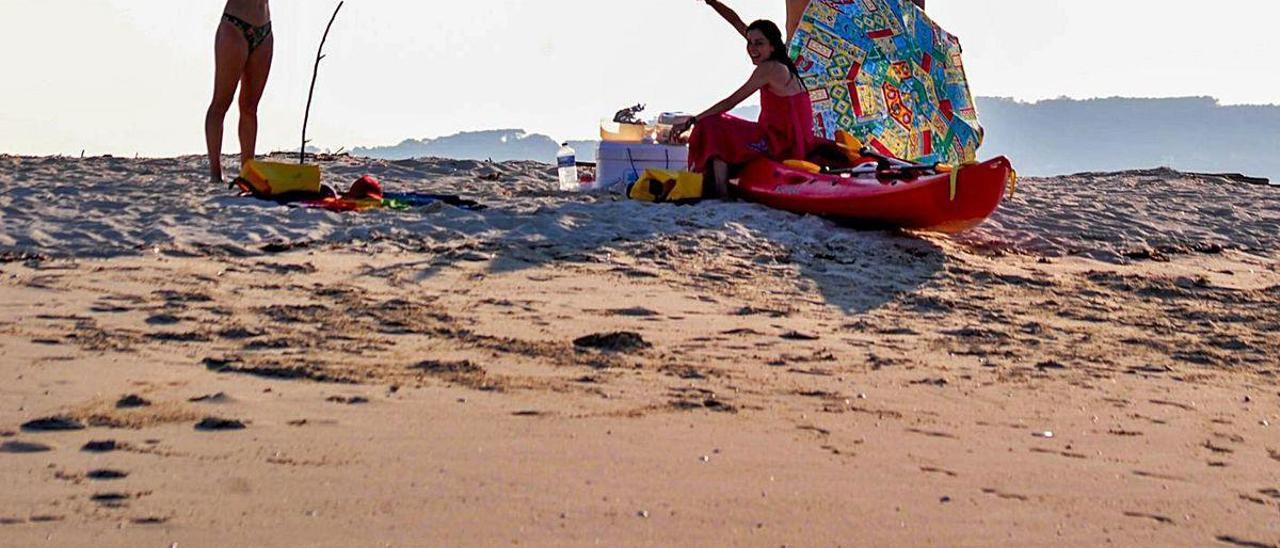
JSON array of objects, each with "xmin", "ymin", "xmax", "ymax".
[{"xmin": 688, "ymin": 86, "xmax": 815, "ymax": 172}]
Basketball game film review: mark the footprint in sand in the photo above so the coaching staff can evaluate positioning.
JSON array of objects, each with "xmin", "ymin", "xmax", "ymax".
[
  {"xmin": 144, "ymin": 313, "xmax": 182, "ymax": 326},
  {"xmin": 194, "ymin": 417, "xmax": 246, "ymax": 431},
  {"xmin": 90, "ymin": 492, "xmax": 136, "ymax": 508},
  {"xmin": 573, "ymin": 332, "xmax": 652, "ymax": 352},
  {"xmin": 607, "ymin": 307, "xmax": 660, "ymax": 317},
  {"xmin": 81, "ymin": 440, "xmax": 119, "ymax": 453},
  {"xmin": 86, "ymin": 469, "xmax": 129, "ymax": 480},
  {"xmin": 0, "ymin": 440, "xmax": 53, "ymax": 454},
  {"xmin": 115, "ymin": 395, "xmax": 151, "ymax": 409},
  {"xmin": 21, "ymin": 416, "xmax": 86, "ymax": 432}
]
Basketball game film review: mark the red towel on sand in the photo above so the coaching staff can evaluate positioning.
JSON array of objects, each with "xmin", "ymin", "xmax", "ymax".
[{"xmin": 298, "ymin": 175, "xmax": 385, "ymax": 212}]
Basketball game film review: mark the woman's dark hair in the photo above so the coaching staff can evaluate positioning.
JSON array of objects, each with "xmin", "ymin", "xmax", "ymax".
[{"xmin": 746, "ymin": 20, "xmax": 802, "ymax": 84}]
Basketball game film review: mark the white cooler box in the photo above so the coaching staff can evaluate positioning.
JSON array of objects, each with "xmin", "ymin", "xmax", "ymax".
[{"xmin": 596, "ymin": 142, "xmax": 689, "ymax": 191}]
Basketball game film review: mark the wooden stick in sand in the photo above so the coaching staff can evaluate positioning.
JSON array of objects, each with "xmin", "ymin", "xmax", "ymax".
[{"xmin": 301, "ymin": 1, "xmax": 345, "ymax": 164}]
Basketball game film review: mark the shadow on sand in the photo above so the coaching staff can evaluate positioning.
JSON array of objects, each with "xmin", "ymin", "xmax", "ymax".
[{"xmin": 350, "ymin": 186, "xmax": 948, "ymax": 317}]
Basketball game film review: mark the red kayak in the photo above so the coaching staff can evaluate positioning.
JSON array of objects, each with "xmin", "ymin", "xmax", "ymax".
[{"xmin": 736, "ymin": 156, "xmax": 1015, "ymax": 233}]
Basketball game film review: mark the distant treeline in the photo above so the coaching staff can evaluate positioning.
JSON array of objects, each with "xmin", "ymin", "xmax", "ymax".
[{"xmin": 351, "ymin": 97, "xmax": 1279, "ymax": 181}]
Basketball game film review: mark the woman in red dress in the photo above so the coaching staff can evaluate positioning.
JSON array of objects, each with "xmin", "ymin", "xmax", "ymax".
[{"xmin": 675, "ymin": 1, "xmax": 815, "ymax": 198}]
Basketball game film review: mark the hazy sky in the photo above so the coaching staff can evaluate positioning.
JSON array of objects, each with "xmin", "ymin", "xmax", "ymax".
[{"xmin": 1, "ymin": 0, "xmax": 1276, "ymax": 157}]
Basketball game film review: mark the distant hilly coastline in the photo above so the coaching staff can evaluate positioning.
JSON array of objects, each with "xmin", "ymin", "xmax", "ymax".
[
  {"xmin": 350, "ymin": 97, "xmax": 1279, "ymax": 181},
  {"xmin": 977, "ymin": 97, "xmax": 1279, "ymax": 181},
  {"xmin": 351, "ymin": 130, "xmax": 598, "ymax": 164}
]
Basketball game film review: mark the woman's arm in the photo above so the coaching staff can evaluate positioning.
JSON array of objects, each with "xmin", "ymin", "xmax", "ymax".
[
  {"xmin": 703, "ymin": 0, "xmax": 749, "ymax": 38},
  {"xmin": 696, "ymin": 73, "xmax": 765, "ymax": 121},
  {"xmin": 674, "ymin": 64, "xmax": 780, "ymax": 136}
]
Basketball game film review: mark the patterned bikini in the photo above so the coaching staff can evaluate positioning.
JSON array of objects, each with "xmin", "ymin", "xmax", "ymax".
[{"xmin": 222, "ymin": 13, "xmax": 273, "ymax": 53}]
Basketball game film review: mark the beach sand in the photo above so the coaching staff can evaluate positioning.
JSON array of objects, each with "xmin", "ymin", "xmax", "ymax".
[{"xmin": 1, "ymin": 153, "xmax": 1278, "ymax": 546}]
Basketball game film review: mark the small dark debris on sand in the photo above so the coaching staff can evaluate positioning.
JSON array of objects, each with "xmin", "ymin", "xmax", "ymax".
[
  {"xmin": 573, "ymin": 332, "xmax": 652, "ymax": 352},
  {"xmin": 261, "ymin": 240, "xmax": 315, "ymax": 254},
  {"xmin": 131, "ymin": 516, "xmax": 170, "ymax": 525},
  {"xmin": 203, "ymin": 356, "xmax": 241, "ymax": 370},
  {"xmin": 512, "ymin": 410, "xmax": 547, "ymax": 417},
  {"xmin": 146, "ymin": 331, "xmax": 212, "ymax": 343},
  {"xmin": 194, "ymin": 417, "xmax": 246, "ymax": 431},
  {"xmin": 411, "ymin": 359, "xmax": 483, "ymax": 375},
  {"xmin": 21, "ymin": 416, "xmax": 85, "ymax": 432},
  {"xmin": 144, "ymin": 314, "xmax": 182, "ymax": 326},
  {"xmin": 206, "ymin": 359, "xmax": 353, "ymax": 384},
  {"xmin": 0, "ymin": 440, "xmax": 53, "ymax": 454},
  {"xmin": 736, "ymin": 306, "xmax": 790, "ymax": 318},
  {"xmin": 326, "ymin": 396, "xmax": 370, "ymax": 405},
  {"xmin": 1035, "ymin": 360, "xmax": 1069, "ymax": 371},
  {"xmin": 189, "ymin": 392, "xmax": 233, "ymax": 404},
  {"xmin": 702, "ymin": 399, "xmax": 738, "ymax": 412},
  {"xmin": 90, "ymin": 492, "xmax": 137, "ymax": 508},
  {"xmin": 605, "ymin": 307, "xmax": 660, "ymax": 317},
  {"xmin": 86, "ymin": 469, "xmax": 129, "ymax": 480},
  {"xmin": 115, "ymin": 394, "xmax": 151, "ymax": 409},
  {"xmin": 1122, "ymin": 511, "xmax": 1174, "ymax": 524},
  {"xmin": 28, "ymin": 515, "xmax": 64, "ymax": 523},
  {"xmin": 0, "ymin": 251, "xmax": 49, "ymax": 264},
  {"xmin": 82, "ymin": 440, "xmax": 118, "ymax": 453},
  {"xmin": 671, "ymin": 398, "xmax": 739, "ymax": 413},
  {"xmin": 661, "ymin": 365, "xmax": 709, "ymax": 380},
  {"xmin": 780, "ymin": 331, "xmax": 820, "ymax": 341},
  {"xmin": 218, "ymin": 327, "xmax": 264, "ymax": 339},
  {"xmin": 152, "ymin": 290, "xmax": 212, "ymax": 303},
  {"xmin": 1214, "ymin": 535, "xmax": 1277, "ymax": 548}
]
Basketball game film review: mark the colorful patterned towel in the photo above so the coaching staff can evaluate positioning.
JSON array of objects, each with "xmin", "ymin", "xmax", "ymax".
[
  {"xmin": 288, "ymin": 175, "xmax": 485, "ymax": 213},
  {"xmin": 383, "ymin": 193, "xmax": 485, "ymax": 211},
  {"xmin": 295, "ymin": 193, "xmax": 485, "ymax": 213},
  {"xmin": 790, "ymin": 0, "xmax": 982, "ymax": 164}
]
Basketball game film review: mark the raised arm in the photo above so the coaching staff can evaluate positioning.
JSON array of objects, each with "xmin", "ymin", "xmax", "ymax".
[
  {"xmin": 785, "ymin": 0, "xmax": 807, "ymax": 40},
  {"xmin": 703, "ymin": 0, "xmax": 749, "ymax": 38}
]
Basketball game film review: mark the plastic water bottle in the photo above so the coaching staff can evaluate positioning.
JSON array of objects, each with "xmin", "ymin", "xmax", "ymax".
[{"xmin": 557, "ymin": 143, "xmax": 578, "ymax": 191}]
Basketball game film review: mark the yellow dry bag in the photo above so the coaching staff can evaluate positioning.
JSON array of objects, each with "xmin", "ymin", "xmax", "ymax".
[
  {"xmin": 237, "ymin": 160, "xmax": 323, "ymax": 197},
  {"xmin": 627, "ymin": 168, "xmax": 705, "ymax": 204}
]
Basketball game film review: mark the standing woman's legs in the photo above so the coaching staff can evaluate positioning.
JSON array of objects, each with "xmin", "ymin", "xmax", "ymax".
[
  {"xmin": 205, "ymin": 20, "xmax": 250, "ymax": 183},
  {"xmin": 237, "ymin": 32, "xmax": 274, "ymax": 169}
]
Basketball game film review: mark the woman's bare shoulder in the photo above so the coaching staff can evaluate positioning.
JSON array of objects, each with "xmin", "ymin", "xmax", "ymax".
[{"xmin": 759, "ymin": 60, "xmax": 792, "ymax": 80}]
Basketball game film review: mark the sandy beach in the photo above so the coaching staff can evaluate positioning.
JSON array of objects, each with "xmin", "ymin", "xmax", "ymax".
[{"xmin": 1, "ymin": 153, "xmax": 1278, "ymax": 546}]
